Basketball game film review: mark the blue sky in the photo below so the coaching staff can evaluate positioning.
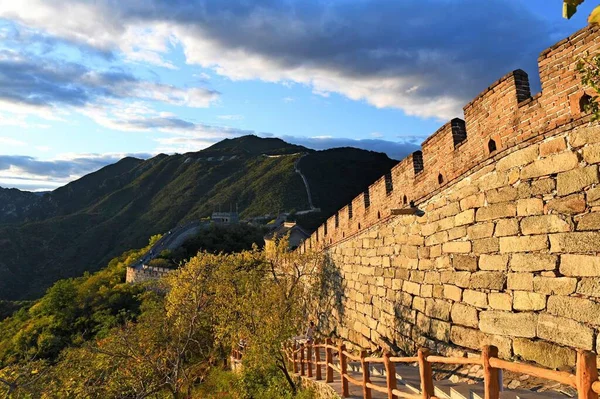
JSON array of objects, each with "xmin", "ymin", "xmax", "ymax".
[{"xmin": 0, "ymin": 0, "xmax": 596, "ymax": 191}]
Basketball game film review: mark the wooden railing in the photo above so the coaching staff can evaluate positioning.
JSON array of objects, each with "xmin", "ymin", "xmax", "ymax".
[{"xmin": 283, "ymin": 339, "xmax": 600, "ymax": 399}]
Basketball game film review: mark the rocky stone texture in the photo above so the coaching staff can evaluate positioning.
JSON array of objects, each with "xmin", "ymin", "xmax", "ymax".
[{"xmin": 302, "ymin": 25, "xmax": 600, "ymax": 372}]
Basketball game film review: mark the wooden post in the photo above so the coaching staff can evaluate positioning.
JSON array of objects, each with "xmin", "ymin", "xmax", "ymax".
[
  {"xmin": 339, "ymin": 343, "xmax": 349, "ymax": 397},
  {"xmin": 482, "ymin": 345, "xmax": 500, "ymax": 399},
  {"xmin": 361, "ymin": 350, "xmax": 372, "ymax": 399},
  {"xmin": 300, "ymin": 343, "xmax": 305, "ymax": 376},
  {"xmin": 315, "ymin": 340, "xmax": 323, "ymax": 381},
  {"xmin": 417, "ymin": 348, "xmax": 434, "ymax": 399},
  {"xmin": 326, "ymin": 338, "xmax": 334, "ymax": 383},
  {"xmin": 384, "ymin": 352, "xmax": 398, "ymax": 399},
  {"xmin": 307, "ymin": 343, "xmax": 313, "ymax": 378},
  {"xmin": 293, "ymin": 341, "xmax": 298, "ymax": 374},
  {"xmin": 577, "ymin": 350, "xmax": 599, "ymax": 399}
]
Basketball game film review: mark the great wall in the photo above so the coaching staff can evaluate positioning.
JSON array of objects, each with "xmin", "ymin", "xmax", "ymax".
[{"xmin": 297, "ymin": 24, "xmax": 600, "ymax": 371}]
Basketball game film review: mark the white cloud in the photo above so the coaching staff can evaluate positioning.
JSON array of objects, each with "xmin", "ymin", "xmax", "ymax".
[
  {"xmin": 0, "ymin": 0, "xmax": 554, "ymax": 120},
  {"xmin": 217, "ymin": 114, "xmax": 243, "ymax": 120},
  {"xmin": 0, "ymin": 137, "xmax": 26, "ymax": 146}
]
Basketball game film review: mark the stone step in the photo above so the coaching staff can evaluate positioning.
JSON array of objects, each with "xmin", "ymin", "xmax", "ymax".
[{"xmin": 450, "ymin": 383, "xmax": 485, "ymax": 399}]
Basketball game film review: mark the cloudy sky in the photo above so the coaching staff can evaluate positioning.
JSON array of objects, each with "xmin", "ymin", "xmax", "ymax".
[{"xmin": 0, "ymin": 0, "xmax": 595, "ymax": 191}]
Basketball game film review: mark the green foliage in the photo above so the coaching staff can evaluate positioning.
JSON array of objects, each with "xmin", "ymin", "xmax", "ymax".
[
  {"xmin": 0, "ymin": 239, "xmax": 154, "ymax": 366},
  {"xmin": 1, "ymin": 237, "xmax": 328, "ymax": 397},
  {"xmin": 194, "ymin": 367, "xmax": 315, "ymax": 399},
  {"xmin": 577, "ymin": 52, "xmax": 600, "ymax": 121}
]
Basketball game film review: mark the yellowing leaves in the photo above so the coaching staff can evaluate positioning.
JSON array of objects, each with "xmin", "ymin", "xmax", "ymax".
[{"xmin": 589, "ymin": 5, "xmax": 600, "ymax": 23}]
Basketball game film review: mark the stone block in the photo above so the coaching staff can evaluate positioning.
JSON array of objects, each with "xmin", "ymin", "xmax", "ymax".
[
  {"xmin": 450, "ymin": 325, "xmax": 512, "ymax": 359},
  {"xmin": 448, "ymin": 226, "xmax": 467, "ymax": 241},
  {"xmin": 460, "ymin": 193, "xmax": 485, "ymax": 211},
  {"xmin": 479, "ymin": 311, "xmax": 537, "ymax": 337},
  {"xmin": 429, "ymin": 319, "xmax": 451, "ymax": 341},
  {"xmin": 587, "ymin": 187, "xmax": 600, "ymax": 206},
  {"xmin": 455, "ymin": 209, "xmax": 475, "ymax": 226},
  {"xmin": 520, "ymin": 152, "xmax": 579, "ymax": 179},
  {"xmin": 513, "ymin": 291, "xmax": 546, "ymax": 311},
  {"xmin": 473, "ymin": 238, "xmax": 499, "ymax": 254},
  {"xmin": 507, "ymin": 273, "xmax": 533, "ymax": 291},
  {"xmin": 576, "ymin": 278, "xmax": 600, "ymax": 297},
  {"xmin": 557, "ymin": 166, "xmax": 599, "ymax": 196},
  {"xmin": 469, "ymin": 271, "xmax": 506, "ymax": 290},
  {"xmin": 550, "ymin": 232, "xmax": 600, "ymax": 253},
  {"xmin": 442, "ymin": 241, "xmax": 471, "ymax": 253},
  {"xmin": 560, "ymin": 254, "xmax": 600, "ymax": 276},
  {"xmin": 547, "ymin": 295, "xmax": 600, "ymax": 326},
  {"xmin": 499, "ymin": 235, "xmax": 548, "ymax": 253},
  {"xmin": 531, "ymin": 178, "xmax": 555, "ymax": 195},
  {"xmin": 476, "ymin": 203, "xmax": 517, "ymax": 222},
  {"xmin": 451, "ymin": 303, "xmax": 479, "ymax": 328},
  {"xmin": 443, "ymin": 284, "xmax": 462, "ymax": 302},
  {"xmin": 403, "ymin": 281, "xmax": 421, "ymax": 295},
  {"xmin": 496, "ymin": 146, "xmax": 538, "ymax": 172},
  {"xmin": 576, "ymin": 212, "xmax": 600, "ymax": 231},
  {"xmin": 512, "ymin": 338, "xmax": 575, "ymax": 369},
  {"xmin": 539, "ymin": 137, "xmax": 567, "ymax": 156},
  {"xmin": 509, "ymin": 253, "xmax": 557, "ymax": 272},
  {"xmin": 488, "ymin": 293, "xmax": 512, "ymax": 311},
  {"xmin": 533, "ymin": 276, "xmax": 576, "ymax": 295},
  {"xmin": 546, "ymin": 194, "xmax": 586, "ymax": 215},
  {"xmin": 520, "ymin": 215, "xmax": 571, "ymax": 235},
  {"xmin": 494, "ymin": 219, "xmax": 519, "ymax": 237},
  {"xmin": 423, "ymin": 298, "xmax": 451, "ymax": 321},
  {"xmin": 479, "ymin": 254, "xmax": 508, "ymax": 271},
  {"xmin": 425, "ymin": 231, "xmax": 448, "ymax": 246},
  {"xmin": 537, "ymin": 314, "xmax": 594, "ymax": 350},
  {"xmin": 569, "ymin": 126, "xmax": 600, "ymax": 148},
  {"xmin": 516, "ymin": 198, "xmax": 544, "ymax": 217},
  {"xmin": 467, "ymin": 223, "xmax": 495, "ymax": 240},
  {"xmin": 441, "ymin": 271, "xmax": 471, "ymax": 288},
  {"xmin": 486, "ymin": 187, "xmax": 518, "ymax": 204},
  {"xmin": 463, "ymin": 289, "xmax": 488, "ymax": 308},
  {"xmin": 452, "ymin": 255, "xmax": 477, "ymax": 272},
  {"xmin": 582, "ymin": 143, "xmax": 600, "ymax": 164}
]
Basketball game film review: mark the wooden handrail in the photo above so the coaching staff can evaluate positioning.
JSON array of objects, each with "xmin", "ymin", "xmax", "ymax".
[
  {"xmin": 315, "ymin": 339, "xmax": 322, "ymax": 381},
  {"xmin": 345, "ymin": 373, "xmax": 362, "ymax": 386},
  {"xmin": 361, "ymin": 350, "xmax": 372, "ymax": 399},
  {"xmin": 364, "ymin": 356, "xmax": 385, "ymax": 363},
  {"xmin": 343, "ymin": 350, "xmax": 361, "ymax": 361},
  {"xmin": 592, "ymin": 380, "xmax": 600, "ymax": 394},
  {"xmin": 366, "ymin": 381, "xmax": 389, "ymax": 394},
  {"xmin": 488, "ymin": 357, "xmax": 577, "ymax": 387},
  {"xmin": 281, "ymin": 339, "xmax": 599, "ymax": 399},
  {"xmin": 426, "ymin": 355, "xmax": 482, "ymax": 365},
  {"xmin": 389, "ymin": 356, "xmax": 418, "ymax": 363}
]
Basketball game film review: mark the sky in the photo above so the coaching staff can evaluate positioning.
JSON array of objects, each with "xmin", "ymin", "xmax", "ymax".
[{"xmin": 0, "ymin": 0, "xmax": 596, "ymax": 191}]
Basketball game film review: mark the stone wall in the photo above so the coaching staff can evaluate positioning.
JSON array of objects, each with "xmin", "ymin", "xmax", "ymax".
[
  {"xmin": 126, "ymin": 265, "xmax": 171, "ymax": 283},
  {"xmin": 301, "ymin": 25, "xmax": 600, "ymax": 370}
]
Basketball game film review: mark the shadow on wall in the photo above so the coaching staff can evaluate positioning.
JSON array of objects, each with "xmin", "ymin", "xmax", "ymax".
[{"xmin": 315, "ymin": 254, "xmax": 346, "ymax": 337}]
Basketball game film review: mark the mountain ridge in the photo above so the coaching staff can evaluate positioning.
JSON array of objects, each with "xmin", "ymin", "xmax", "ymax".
[{"xmin": 0, "ymin": 135, "xmax": 397, "ymax": 300}]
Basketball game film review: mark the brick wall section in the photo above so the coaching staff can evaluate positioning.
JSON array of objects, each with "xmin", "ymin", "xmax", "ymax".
[
  {"xmin": 126, "ymin": 265, "xmax": 171, "ymax": 283},
  {"xmin": 301, "ymin": 25, "xmax": 600, "ymax": 369}
]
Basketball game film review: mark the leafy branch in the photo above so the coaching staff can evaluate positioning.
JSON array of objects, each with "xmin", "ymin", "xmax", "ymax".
[{"xmin": 577, "ymin": 53, "xmax": 600, "ymax": 121}]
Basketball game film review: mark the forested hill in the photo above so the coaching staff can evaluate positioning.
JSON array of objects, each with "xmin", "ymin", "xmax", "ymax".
[{"xmin": 0, "ymin": 135, "xmax": 397, "ymax": 300}]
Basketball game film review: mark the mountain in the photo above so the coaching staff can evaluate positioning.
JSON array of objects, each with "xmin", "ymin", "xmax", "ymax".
[
  {"xmin": 0, "ymin": 135, "xmax": 397, "ymax": 300},
  {"xmin": 0, "ymin": 187, "xmax": 39, "ymax": 224}
]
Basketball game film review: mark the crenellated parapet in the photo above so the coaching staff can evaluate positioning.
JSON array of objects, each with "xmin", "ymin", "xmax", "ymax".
[{"xmin": 300, "ymin": 24, "xmax": 600, "ymax": 253}]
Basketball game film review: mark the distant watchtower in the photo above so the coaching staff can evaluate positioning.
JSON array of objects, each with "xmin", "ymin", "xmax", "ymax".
[{"xmin": 211, "ymin": 211, "xmax": 239, "ymax": 224}]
